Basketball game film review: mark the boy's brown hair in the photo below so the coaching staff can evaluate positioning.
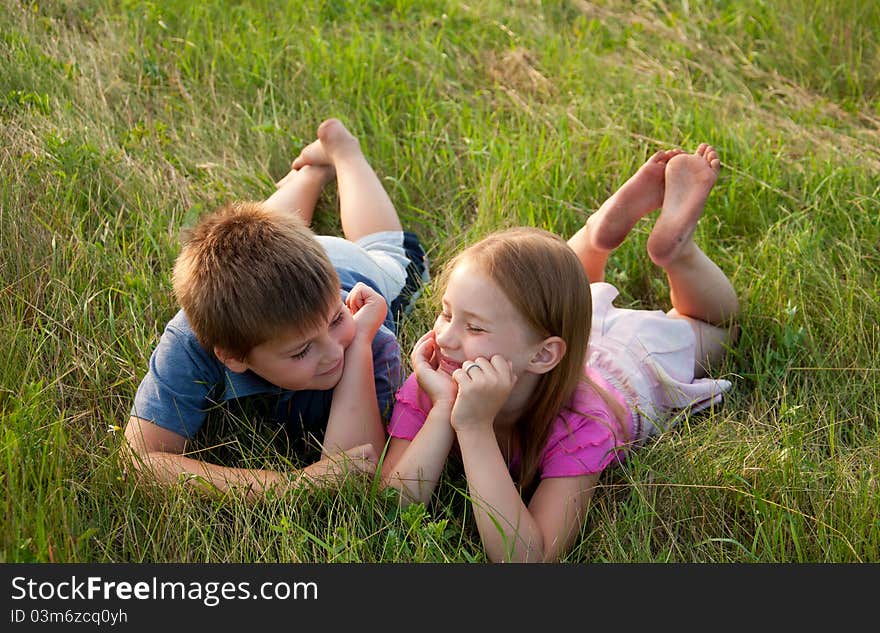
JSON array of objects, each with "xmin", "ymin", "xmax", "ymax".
[{"xmin": 172, "ymin": 201, "xmax": 339, "ymax": 359}]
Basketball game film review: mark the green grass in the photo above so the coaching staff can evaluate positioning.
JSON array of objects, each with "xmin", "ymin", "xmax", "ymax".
[{"xmin": 2, "ymin": 0, "xmax": 878, "ymax": 563}]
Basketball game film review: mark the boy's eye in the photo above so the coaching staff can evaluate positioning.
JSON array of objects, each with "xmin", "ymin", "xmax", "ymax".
[
  {"xmin": 291, "ymin": 344, "xmax": 311, "ymax": 360},
  {"xmin": 439, "ymin": 311, "xmax": 451, "ymax": 321},
  {"xmin": 330, "ymin": 310, "xmax": 345, "ymax": 327},
  {"xmin": 466, "ymin": 325, "xmax": 485, "ymax": 333}
]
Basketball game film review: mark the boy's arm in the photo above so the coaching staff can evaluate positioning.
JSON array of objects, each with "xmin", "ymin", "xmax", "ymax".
[
  {"xmin": 322, "ymin": 339, "xmax": 386, "ymax": 458},
  {"xmin": 322, "ymin": 283, "xmax": 389, "ymax": 458},
  {"xmin": 123, "ymin": 416, "xmax": 375, "ymax": 499}
]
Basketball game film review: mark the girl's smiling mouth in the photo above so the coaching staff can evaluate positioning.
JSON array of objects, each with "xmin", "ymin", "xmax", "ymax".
[{"xmin": 439, "ymin": 356, "xmax": 463, "ymax": 375}]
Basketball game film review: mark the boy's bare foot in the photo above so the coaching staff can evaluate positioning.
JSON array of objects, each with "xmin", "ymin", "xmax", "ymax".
[
  {"xmin": 647, "ymin": 144, "xmax": 721, "ymax": 267},
  {"xmin": 316, "ymin": 118, "xmax": 361, "ymax": 161},
  {"xmin": 585, "ymin": 149, "xmax": 685, "ymax": 251},
  {"xmin": 274, "ymin": 163, "xmax": 335, "ymax": 190},
  {"xmin": 291, "ymin": 138, "xmax": 331, "ymax": 170},
  {"xmin": 291, "ymin": 119, "xmax": 362, "ymax": 171}
]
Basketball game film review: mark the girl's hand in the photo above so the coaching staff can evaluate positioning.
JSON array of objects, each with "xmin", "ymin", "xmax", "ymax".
[
  {"xmin": 450, "ymin": 355, "xmax": 517, "ymax": 432},
  {"xmin": 411, "ymin": 330, "xmax": 458, "ymax": 406},
  {"xmin": 347, "ymin": 282, "xmax": 387, "ymax": 342}
]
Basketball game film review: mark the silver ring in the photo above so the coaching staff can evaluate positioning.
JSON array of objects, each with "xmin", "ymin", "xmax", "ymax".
[{"xmin": 464, "ymin": 362, "xmax": 480, "ymax": 378}]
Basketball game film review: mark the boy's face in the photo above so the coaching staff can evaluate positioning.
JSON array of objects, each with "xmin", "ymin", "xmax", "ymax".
[{"xmin": 234, "ymin": 299, "xmax": 356, "ymax": 391}]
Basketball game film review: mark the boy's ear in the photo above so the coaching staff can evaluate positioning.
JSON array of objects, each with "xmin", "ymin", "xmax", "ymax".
[
  {"xmin": 214, "ymin": 346, "xmax": 248, "ymax": 373},
  {"xmin": 528, "ymin": 336, "xmax": 567, "ymax": 375}
]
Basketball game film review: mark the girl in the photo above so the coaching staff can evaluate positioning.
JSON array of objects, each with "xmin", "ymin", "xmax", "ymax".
[{"xmin": 381, "ymin": 144, "xmax": 740, "ymax": 562}]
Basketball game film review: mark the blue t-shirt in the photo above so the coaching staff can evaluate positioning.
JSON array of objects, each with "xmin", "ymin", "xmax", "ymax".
[{"xmin": 130, "ymin": 267, "xmax": 402, "ymax": 450}]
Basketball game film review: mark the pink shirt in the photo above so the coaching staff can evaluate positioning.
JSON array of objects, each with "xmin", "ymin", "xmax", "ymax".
[{"xmin": 388, "ymin": 366, "xmax": 633, "ymax": 478}]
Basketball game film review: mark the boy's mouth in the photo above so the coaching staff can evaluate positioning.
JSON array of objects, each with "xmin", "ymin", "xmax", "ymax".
[{"xmin": 317, "ymin": 356, "xmax": 344, "ymax": 377}]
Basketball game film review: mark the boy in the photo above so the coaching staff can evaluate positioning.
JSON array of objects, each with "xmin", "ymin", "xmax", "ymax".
[{"xmin": 124, "ymin": 119, "xmax": 428, "ymax": 497}]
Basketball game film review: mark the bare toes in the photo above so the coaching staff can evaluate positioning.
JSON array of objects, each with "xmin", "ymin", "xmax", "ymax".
[
  {"xmin": 649, "ymin": 149, "xmax": 665, "ymax": 163},
  {"xmin": 705, "ymin": 147, "xmax": 720, "ymax": 170},
  {"xmin": 666, "ymin": 148, "xmax": 686, "ymax": 161}
]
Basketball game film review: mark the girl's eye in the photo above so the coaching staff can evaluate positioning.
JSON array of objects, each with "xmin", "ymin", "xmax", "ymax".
[
  {"xmin": 466, "ymin": 325, "xmax": 484, "ymax": 333},
  {"xmin": 330, "ymin": 310, "xmax": 345, "ymax": 327},
  {"xmin": 438, "ymin": 312, "xmax": 451, "ymax": 321},
  {"xmin": 291, "ymin": 344, "xmax": 311, "ymax": 360}
]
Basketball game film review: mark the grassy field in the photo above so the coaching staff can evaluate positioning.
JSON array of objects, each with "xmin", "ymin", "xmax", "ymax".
[{"xmin": 1, "ymin": 0, "xmax": 878, "ymax": 563}]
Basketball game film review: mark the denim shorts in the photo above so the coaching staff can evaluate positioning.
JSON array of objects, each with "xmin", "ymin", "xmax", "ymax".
[{"xmin": 316, "ymin": 231, "xmax": 429, "ymax": 324}]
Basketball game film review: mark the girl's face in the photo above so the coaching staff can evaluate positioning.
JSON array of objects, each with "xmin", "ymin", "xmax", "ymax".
[{"xmin": 433, "ymin": 261, "xmax": 543, "ymax": 376}]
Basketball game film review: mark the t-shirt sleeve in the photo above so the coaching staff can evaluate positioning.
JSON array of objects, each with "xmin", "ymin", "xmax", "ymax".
[
  {"xmin": 387, "ymin": 373, "xmax": 431, "ymax": 440},
  {"xmin": 540, "ymin": 407, "xmax": 622, "ymax": 479},
  {"xmin": 130, "ymin": 317, "xmax": 222, "ymax": 439},
  {"xmin": 371, "ymin": 325, "xmax": 403, "ymax": 422}
]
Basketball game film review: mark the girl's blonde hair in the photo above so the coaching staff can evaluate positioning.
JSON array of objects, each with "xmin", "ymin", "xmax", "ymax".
[{"xmin": 440, "ymin": 227, "xmax": 600, "ymax": 491}]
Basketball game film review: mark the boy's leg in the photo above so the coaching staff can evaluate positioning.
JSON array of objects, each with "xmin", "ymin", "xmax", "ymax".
[
  {"xmin": 263, "ymin": 165, "xmax": 333, "ymax": 225},
  {"xmin": 647, "ymin": 144, "xmax": 740, "ymax": 373},
  {"xmin": 293, "ymin": 119, "xmax": 402, "ymax": 240},
  {"xmin": 295, "ymin": 119, "xmax": 427, "ymax": 325},
  {"xmin": 567, "ymin": 149, "xmax": 683, "ymax": 283}
]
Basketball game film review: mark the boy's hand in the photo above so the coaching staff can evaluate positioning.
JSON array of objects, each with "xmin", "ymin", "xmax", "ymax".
[
  {"xmin": 411, "ymin": 330, "xmax": 458, "ymax": 406},
  {"xmin": 304, "ymin": 443, "xmax": 378, "ymax": 484},
  {"xmin": 450, "ymin": 355, "xmax": 517, "ymax": 432},
  {"xmin": 346, "ymin": 282, "xmax": 387, "ymax": 342}
]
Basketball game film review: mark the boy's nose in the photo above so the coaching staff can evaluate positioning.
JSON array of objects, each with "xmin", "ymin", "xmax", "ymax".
[{"xmin": 317, "ymin": 331, "xmax": 343, "ymax": 353}]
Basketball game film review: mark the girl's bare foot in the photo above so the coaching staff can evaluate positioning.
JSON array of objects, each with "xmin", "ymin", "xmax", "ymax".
[
  {"xmin": 586, "ymin": 149, "xmax": 685, "ymax": 251},
  {"xmin": 647, "ymin": 144, "xmax": 721, "ymax": 267}
]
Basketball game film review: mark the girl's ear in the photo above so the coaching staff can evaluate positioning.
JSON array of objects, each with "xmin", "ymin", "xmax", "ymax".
[
  {"xmin": 214, "ymin": 346, "xmax": 249, "ymax": 373},
  {"xmin": 528, "ymin": 336, "xmax": 567, "ymax": 375}
]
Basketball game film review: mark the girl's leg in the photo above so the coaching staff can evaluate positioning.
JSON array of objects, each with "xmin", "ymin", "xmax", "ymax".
[
  {"xmin": 647, "ymin": 144, "xmax": 740, "ymax": 375},
  {"xmin": 567, "ymin": 149, "xmax": 684, "ymax": 283},
  {"xmin": 660, "ymin": 243, "xmax": 739, "ymax": 326},
  {"xmin": 566, "ymin": 223, "xmax": 611, "ymax": 283},
  {"xmin": 264, "ymin": 164, "xmax": 334, "ymax": 225},
  {"xmin": 292, "ymin": 119, "xmax": 402, "ymax": 241},
  {"xmin": 667, "ymin": 308, "xmax": 733, "ymax": 378}
]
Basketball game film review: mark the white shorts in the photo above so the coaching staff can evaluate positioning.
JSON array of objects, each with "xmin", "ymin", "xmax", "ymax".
[
  {"xmin": 316, "ymin": 231, "xmax": 429, "ymax": 323},
  {"xmin": 586, "ymin": 282, "xmax": 732, "ymax": 443}
]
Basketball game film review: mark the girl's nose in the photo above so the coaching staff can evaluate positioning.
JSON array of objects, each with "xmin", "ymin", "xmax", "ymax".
[{"xmin": 434, "ymin": 324, "xmax": 457, "ymax": 349}]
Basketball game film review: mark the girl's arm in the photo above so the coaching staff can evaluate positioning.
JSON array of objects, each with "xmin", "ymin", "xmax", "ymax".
[
  {"xmin": 380, "ymin": 330, "xmax": 459, "ymax": 504},
  {"xmin": 450, "ymin": 354, "xmax": 600, "ymax": 562},
  {"xmin": 380, "ymin": 402, "xmax": 456, "ymax": 505},
  {"xmin": 456, "ymin": 425, "xmax": 599, "ymax": 562}
]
